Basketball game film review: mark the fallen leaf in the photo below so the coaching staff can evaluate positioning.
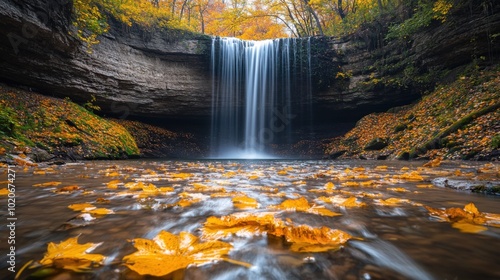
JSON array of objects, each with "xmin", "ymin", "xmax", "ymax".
[
  {"xmin": 202, "ymin": 213, "xmax": 352, "ymax": 253},
  {"xmin": 123, "ymin": 231, "xmax": 235, "ymax": 277},
  {"xmin": 83, "ymin": 208, "xmax": 114, "ymax": 215},
  {"xmin": 33, "ymin": 181, "xmax": 62, "ymax": 187},
  {"xmin": 233, "ymin": 196, "xmax": 258, "ymax": 209},
  {"xmin": 452, "ymin": 221, "xmax": 487, "ymax": 233},
  {"xmin": 0, "ymin": 188, "xmax": 9, "ymax": 195},
  {"xmin": 68, "ymin": 203, "xmax": 95, "ymax": 212},
  {"xmin": 39, "ymin": 237, "xmax": 105, "ymax": 271}
]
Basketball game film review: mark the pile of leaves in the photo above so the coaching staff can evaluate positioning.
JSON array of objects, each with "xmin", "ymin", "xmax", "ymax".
[
  {"xmin": 0, "ymin": 85, "xmax": 139, "ymax": 161},
  {"xmin": 325, "ymin": 68, "xmax": 500, "ymax": 160}
]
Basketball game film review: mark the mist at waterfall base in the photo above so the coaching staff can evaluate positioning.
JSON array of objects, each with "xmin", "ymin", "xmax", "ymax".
[{"xmin": 210, "ymin": 37, "xmax": 313, "ymax": 159}]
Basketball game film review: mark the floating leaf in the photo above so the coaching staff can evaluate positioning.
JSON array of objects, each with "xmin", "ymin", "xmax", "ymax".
[
  {"xmin": 171, "ymin": 173, "xmax": 194, "ymax": 180},
  {"xmin": 394, "ymin": 172, "xmax": 424, "ymax": 181},
  {"xmin": 285, "ymin": 225, "xmax": 352, "ymax": 253},
  {"xmin": 387, "ymin": 187, "xmax": 409, "ymax": 192},
  {"xmin": 68, "ymin": 203, "xmax": 95, "ymax": 212},
  {"xmin": 39, "ymin": 237, "xmax": 105, "ymax": 271},
  {"xmin": 202, "ymin": 213, "xmax": 352, "ymax": 253},
  {"xmin": 306, "ymin": 205, "xmax": 342, "ymax": 217},
  {"xmin": 33, "ymin": 181, "xmax": 62, "ymax": 187},
  {"xmin": 324, "ymin": 182, "xmax": 335, "ymax": 190},
  {"xmin": 452, "ymin": 221, "xmax": 487, "ymax": 233},
  {"xmin": 340, "ymin": 197, "xmax": 367, "ymax": 208},
  {"xmin": 341, "ymin": 181, "xmax": 360, "ymax": 187},
  {"xmin": 233, "ymin": 196, "xmax": 258, "ymax": 209},
  {"xmin": 0, "ymin": 188, "xmax": 9, "ymax": 195},
  {"xmin": 123, "ymin": 231, "xmax": 235, "ymax": 277},
  {"xmin": 83, "ymin": 208, "xmax": 114, "ymax": 215},
  {"xmin": 107, "ymin": 180, "xmax": 121, "ymax": 189},
  {"xmin": 54, "ymin": 185, "xmax": 81, "ymax": 193},
  {"xmin": 376, "ymin": 197, "xmax": 411, "ymax": 206},
  {"xmin": 271, "ymin": 197, "xmax": 310, "ymax": 212}
]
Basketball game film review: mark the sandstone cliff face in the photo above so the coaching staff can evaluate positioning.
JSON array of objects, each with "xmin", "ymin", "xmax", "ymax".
[
  {"xmin": 0, "ymin": 0, "xmax": 213, "ymax": 120},
  {"xmin": 0, "ymin": 0, "xmax": 499, "ymax": 124}
]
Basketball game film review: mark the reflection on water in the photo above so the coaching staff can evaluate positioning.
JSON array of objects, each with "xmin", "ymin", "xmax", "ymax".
[{"xmin": 0, "ymin": 160, "xmax": 499, "ymax": 279}]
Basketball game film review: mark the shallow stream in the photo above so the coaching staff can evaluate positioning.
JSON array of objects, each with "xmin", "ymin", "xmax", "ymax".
[{"xmin": 1, "ymin": 160, "xmax": 499, "ymax": 280}]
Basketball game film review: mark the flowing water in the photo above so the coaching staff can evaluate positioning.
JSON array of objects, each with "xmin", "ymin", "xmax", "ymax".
[
  {"xmin": 211, "ymin": 38, "xmax": 312, "ymax": 158},
  {"xmin": 1, "ymin": 160, "xmax": 499, "ymax": 280}
]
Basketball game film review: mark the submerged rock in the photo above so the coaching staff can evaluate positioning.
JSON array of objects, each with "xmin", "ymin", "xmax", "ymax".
[{"xmin": 431, "ymin": 178, "xmax": 500, "ymax": 195}]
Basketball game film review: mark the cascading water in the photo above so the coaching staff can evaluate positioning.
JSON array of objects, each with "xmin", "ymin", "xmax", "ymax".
[{"xmin": 211, "ymin": 37, "xmax": 312, "ymax": 158}]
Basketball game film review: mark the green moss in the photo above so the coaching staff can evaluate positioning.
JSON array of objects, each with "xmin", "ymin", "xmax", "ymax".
[{"xmin": 492, "ymin": 134, "xmax": 500, "ymax": 149}]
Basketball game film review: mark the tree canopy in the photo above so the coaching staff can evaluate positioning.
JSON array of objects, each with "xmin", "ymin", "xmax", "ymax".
[{"xmin": 73, "ymin": 0, "xmax": 454, "ymax": 42}]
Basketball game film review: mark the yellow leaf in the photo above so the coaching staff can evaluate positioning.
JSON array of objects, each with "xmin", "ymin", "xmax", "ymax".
[
  {"xmin": 107, "ymin": 180, "xmax": 121, "ymax": 189},
  {"xmin": 159, "ymin": 186, "xmax": 174, "ymax": 192},
  {"xmin": 84, "ymin": 208, "xmax": 114, "ymax": 215},
  {"xmin": 233, "ymin": 196, "xmax": 258, "ymax": 209},
  {"xmin": 33, "ymin": 181, "xmax": 62, "ymax": 187},
  {"xmin": 341, "ymin": 197, "xmax": 367, "ymax": 208},
  {"xmin": 324, "ymin": 182, "xmax": 335, "ymax": 190},
  {"xmin": 341, "ymin": 181, "xmax": 360, "ymax": 187},
  {"xmin": 452, "ymin": 221, "xmax": 487, "ymax": 233},
  {"xmin": 277, "ymin": 170, "xmax": 288, "ymax": 175},
  {"xmin": 271, "ymin": 197, "xmax": 310, "ymax": 211},
  {"xmin": 416, "ymin": 184, "xmax": 434, "ymax": 188},
  {"xmin": 202, "ymin": 213, "xmax": 352, "ymax": 253},
  {"xmin": 68, "ymin": 203, "xmax": 95, "ymax": 212},
  {"xmin": 123, "ymin": 231, "xmax": 235, "ymax": 277},
  {"xmin": 39, "ymin": 237, "xmax": 105, "ymax": 271},
  {"xmin": 464, "ymin": 202, "xmax": 480, "ymax": 215},
  {"xmin": 306, "ymin": 206, "xmax": 342, "ymax": 217},
  {"xmin": 106, "ymin": 171, "xmax": 120, "ymax": 177},
  {"xmin": 54, "ymin": 185, "xmax": 81, "ymax": 193},
  {"xmin": 376, "ymin": 197, "xmax": 410, "ymax": 206},
  {"xmin": 124, "ymin": 181, "xmax": 146, "ymax": 190},
  {"xmin": 171, "ymin": 173, "xmax": 194, "ymax": 179},
  {"xmin": 387, "ymin": 187, "xmax": 409, "ymax": 192},
  {"xmin": 0, "ymin": 188, "xmax": 9, "ymax": 195}
]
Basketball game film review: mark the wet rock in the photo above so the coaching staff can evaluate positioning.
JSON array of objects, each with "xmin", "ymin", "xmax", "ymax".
[
  {"xmin": 431, "ymin": 178, "xmax": 500, "ymax": 195},
  {"xmin": 328, "ymin": 150, "xmax": 346, "ymax": 159},
  {"xmin": 28, "ymin": 147, "xmax": 54, "ymax": 162},
  {"xmin": 364, "ymin": 138, "xmax": 388, "ymax": 151}
]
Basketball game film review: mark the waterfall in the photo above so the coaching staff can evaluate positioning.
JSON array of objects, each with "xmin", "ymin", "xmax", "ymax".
[{"xmin": 211, "ymin": 37, "xmax": 311, "ymax": 159}]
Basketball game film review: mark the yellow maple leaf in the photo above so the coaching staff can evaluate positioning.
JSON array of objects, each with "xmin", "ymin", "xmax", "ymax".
[
  {"xmin": 68, "ymin": 203, "xmax": 95, "ymax": 212},
  {"xmin": 39, "ymin": 237, "xmax": 105, "ymax": 271},
  {"xmin": 123, "ymin": 231, "xmax": 234, "ymax": 277}
]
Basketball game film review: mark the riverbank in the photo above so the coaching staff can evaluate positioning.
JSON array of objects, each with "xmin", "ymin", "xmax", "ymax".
[{"xmin": 324, "ymin": 67, "xmax": 500, "ymax": 161}]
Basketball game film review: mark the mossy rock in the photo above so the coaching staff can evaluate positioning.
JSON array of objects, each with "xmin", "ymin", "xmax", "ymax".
[{"xmin": 364, "ymin": 138, "xmax": 388, "ymax": 151}]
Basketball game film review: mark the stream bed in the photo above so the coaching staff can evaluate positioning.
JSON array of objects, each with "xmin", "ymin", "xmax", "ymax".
[{"xmin": 1, "ymin": 160, "xmax": 499, "ymax": 280}]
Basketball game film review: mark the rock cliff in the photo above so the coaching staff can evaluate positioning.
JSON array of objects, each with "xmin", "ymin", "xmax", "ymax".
[{"xmin": 0, "ymin": 0, "xmax": 213, "ymax": 120}]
